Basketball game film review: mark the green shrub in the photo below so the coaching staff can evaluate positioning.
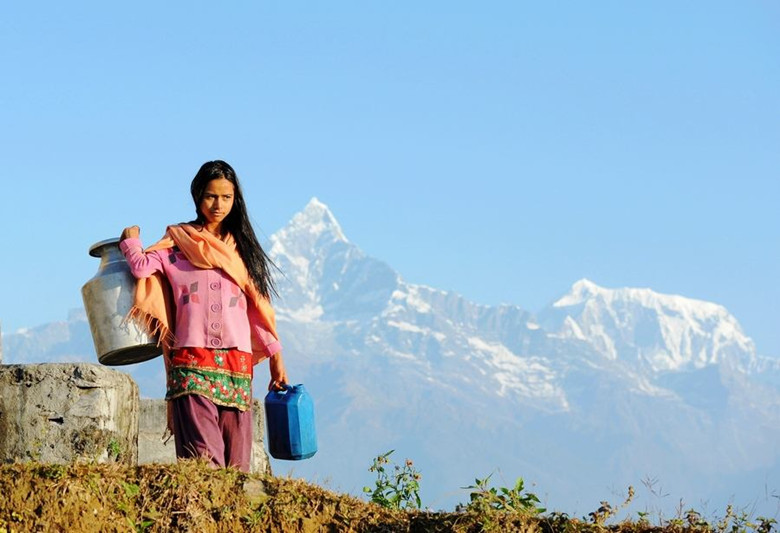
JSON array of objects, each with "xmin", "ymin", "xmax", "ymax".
[
  {"xmin": 460, "ymin": 473, "xmax": 546, "ymax": 516},
  {"xmin": 362, "ymin": 450, "xmax": 422, "ymax": 510}
]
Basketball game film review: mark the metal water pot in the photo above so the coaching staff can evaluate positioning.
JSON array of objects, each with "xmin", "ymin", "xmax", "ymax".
[{"xmin": 81, "ymin": 238, "xmax": 162, "ymax": 365}]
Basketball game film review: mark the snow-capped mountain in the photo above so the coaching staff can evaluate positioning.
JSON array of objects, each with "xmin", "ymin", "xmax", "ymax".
[
  {"xmin": 3, "ymin": 198, "xmax": 779, "ymax": 516},
  {"xmin": 540, "ymin": 278, "xmax": 757, "ymax": 372}
]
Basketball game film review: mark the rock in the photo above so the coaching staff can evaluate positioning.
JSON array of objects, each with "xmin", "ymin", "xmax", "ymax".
[
  {"xmin": 137, "ymin": 398, "xmax": 174, "ymax": 465},
  {"xmin": 138, "ymin": 397, "xmax": 271, "ymax": 475},
  {"xmin": 0, "ymin": 363, "xmax": 139, "ymax": 464},
  {"xmin": 249, "ymin": 398, "xmax": 272, "ymax": 475},
  {"xmin": 243, "ymin": 478, "xmax": 268, "ymax": 506}
]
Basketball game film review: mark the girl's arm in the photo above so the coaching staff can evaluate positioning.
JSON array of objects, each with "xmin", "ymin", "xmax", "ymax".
[
  {"xmin": 268, "ymin": 351, "xmax": 289, "ymax": 391},
  {"xmin": 247, "ymin": 304, "xmax": 288, "ymax": 389},
  {"xmin": 119, "ymin": 226, "xmax": 165, "ymax": 279}
]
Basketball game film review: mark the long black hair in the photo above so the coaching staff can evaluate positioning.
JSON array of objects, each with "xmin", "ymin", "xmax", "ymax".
[{"xmin": 190, "ymin": 160, "xmax": 278, "ymax": 299}]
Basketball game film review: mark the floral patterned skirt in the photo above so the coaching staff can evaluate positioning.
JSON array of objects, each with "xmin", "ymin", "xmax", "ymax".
[{"xmin": 166, "ymin": 347, "xmax": 253, "ymax": 411}]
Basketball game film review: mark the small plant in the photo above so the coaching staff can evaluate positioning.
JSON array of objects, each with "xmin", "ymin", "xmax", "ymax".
[
  {"xmin": 685, "ymin": 508, "xmax": 710, "ymax": 529},
  {"xmin": 710, "ymin": 504, "xmax": 777, "ymax": 533},
  {"xmin": 107, "ymin": 439, "xmax": 122, "ymax": 460},
  {"xmin": 755, "ymin": 517, "xmax": 777, "ymax": 533},
  {"xmin": 362, "ymin": 450, "xmax": 422, "ymax": 510},
  {"xmin": 544, "ymin": 511, "xmax": 574, "ymax": 532},
  {"xmin": 587, "ymin": 486, "xmax": 634, "ymax": 526},
  {"xmin": 460, "ymin": 473, "xmax": 546, "ymax": 515},
  {"xmin": 122, "ymin": 481, "xmax": 141, "ymax": 498},
  {"xmin": 36, "ymin": 464, "xmax": 66, "ymax": 481},
  {"xmin": 636, "ymin": 510, "xmax": 651, "ymax": 527}
]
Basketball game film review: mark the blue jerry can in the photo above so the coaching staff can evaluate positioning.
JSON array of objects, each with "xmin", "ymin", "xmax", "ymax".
[{"xmin": 264, "ymin": 384, "xmax": 317, "ymax": 460}]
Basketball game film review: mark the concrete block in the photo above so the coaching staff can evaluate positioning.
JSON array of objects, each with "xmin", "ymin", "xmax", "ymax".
[
  {"xmin": 138, "ymin": 397, "xmax": 271, "ymax": 475},
  {"xmin": 0, "ymin": 363, "xmax": 139, "ymax": 464}
]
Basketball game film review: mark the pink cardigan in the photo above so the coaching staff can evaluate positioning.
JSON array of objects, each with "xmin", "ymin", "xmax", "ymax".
[{"xmin": 120, "ymin": 237, "xmax": 282, "ymax": 358}]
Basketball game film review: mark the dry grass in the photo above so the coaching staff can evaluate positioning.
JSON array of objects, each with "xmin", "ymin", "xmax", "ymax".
[
  {"xmin": 0, "ymin": 462, "xmax": 767, "ymax": 532},
  {"xmin": 0, "ymin": 461, "xmax": 536, "ymax": 532}
]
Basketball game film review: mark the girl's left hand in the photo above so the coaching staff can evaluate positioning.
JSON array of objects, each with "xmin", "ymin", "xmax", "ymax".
[{"xmin": 268, "ymin": 351, "xmax": 289, "ymax": 391}]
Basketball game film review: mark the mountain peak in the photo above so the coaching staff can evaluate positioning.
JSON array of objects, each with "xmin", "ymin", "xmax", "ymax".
[
  {"xmin": 301, "ymin": 197, "xmax": 348, "ymax": 242},
  {"xmin": 544, "ymin": 278, "xmax": 755, "ymax": 371},
  {"xmin": 273, "ymin": 197, "xmax": 349, "ymax": 249},
  {"xmin": 554, "ymin": 279, "xmax": 729, "ymax": 319},
  {"xmin": 572, "ymin": 278, "xmax": 600, "ymax": 293},
  {"xmin": 303, "ymin": 196, "xmax": 331, "ymax": 215},
  {"xmin": 554, "ymin": 278, "xmax": 603, "ymax": 307}
]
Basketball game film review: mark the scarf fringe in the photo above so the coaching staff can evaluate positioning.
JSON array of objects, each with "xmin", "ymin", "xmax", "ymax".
[
  {"xmin": 124, "ymin": 306, "xmax": 175, "ymax": 352},
  {"xmin": 124, "ymin": 307, "xmax": 175, "ymax": 434}
]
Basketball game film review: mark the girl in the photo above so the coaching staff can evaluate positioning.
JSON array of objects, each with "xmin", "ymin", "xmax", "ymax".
[{"xmin": 120, "ymin": 160, "xmax": 287, "ymax": 472}]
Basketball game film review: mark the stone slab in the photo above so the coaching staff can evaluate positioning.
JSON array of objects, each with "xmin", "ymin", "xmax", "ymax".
[
  {"xmin": 0, "ymin": 363, "xmax": 139, "ymax": 464},
  {"xmin": 138, "ymin": 397, "xmax": 271, "ymax": 475}
]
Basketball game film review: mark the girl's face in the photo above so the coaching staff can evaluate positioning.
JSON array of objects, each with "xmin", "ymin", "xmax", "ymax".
[{"xmin": 199, "ymin": 178, "xmax": 235, "ymax": 228}]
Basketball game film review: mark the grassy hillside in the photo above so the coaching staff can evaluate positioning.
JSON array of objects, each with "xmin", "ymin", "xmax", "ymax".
[{"xmin": 0, "ymin": 462, "xmax": 775, "ymax": 532}]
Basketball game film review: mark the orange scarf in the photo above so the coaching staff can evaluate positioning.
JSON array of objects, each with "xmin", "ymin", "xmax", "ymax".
[{"xmin": 128, "ymin": 223, "xmax": 279, "ymax": 365}]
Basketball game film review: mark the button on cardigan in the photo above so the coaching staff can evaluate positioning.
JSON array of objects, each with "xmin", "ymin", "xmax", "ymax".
[{"xmin": 120, "ymin": 237, "xmax": 281, "ymax": 358}]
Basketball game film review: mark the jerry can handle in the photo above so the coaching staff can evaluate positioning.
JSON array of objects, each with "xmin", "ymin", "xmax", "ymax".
[{"xmin": 268, "ymin": 384, "xmax": 296, "ymax": 396}]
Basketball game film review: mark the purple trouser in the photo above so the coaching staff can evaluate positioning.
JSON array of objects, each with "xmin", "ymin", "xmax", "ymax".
[{"xmin": 172, "ymin": 394, "xmax": 253, "ymax": 472}]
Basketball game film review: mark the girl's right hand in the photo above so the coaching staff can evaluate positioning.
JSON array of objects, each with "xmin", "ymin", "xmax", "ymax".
[{"xmin": 120, "ymin": 226, "xmax": 140, "ymax": 241}]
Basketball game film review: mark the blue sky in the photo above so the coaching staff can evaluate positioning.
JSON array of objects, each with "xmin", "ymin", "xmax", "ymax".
[{"xmin": 1, "ymin": 2, "xmax": 778, "ymax": 356}]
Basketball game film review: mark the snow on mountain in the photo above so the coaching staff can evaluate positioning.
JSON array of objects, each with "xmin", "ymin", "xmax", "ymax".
[
  {"xmin": 269, "ymin": 199, "xmax": 568, "ymax": 412},
  {"xmin": 2, "ymin": 309, "xmax": 93, "ymax": 364},
  {"xmin": 3, "ymin": 198, "xmax": 779, "ymax": 515},
  {"xmin": 271, "ymin": 197, "xmax": 399, "ymax": 323},
  {"xmin": 265, "ymin": 200, "xmax": 779, "ymax": 513},
  {"xmin": 540, "ymin": 278, "xmax": 756, "ymax": 372}
]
